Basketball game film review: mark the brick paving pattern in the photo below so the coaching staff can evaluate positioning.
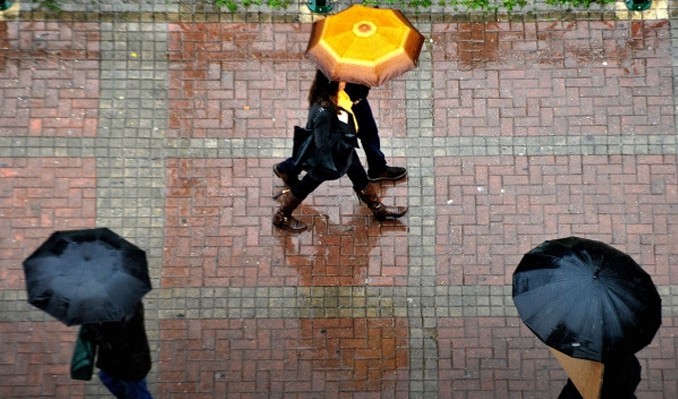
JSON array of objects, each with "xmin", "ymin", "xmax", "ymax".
[{"xmin": 1, "ymin": 3, "xmax": 678, "ymax": 399}]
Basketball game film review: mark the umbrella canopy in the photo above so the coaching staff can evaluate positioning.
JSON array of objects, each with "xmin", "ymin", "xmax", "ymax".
[
  {"xmin": 305, "ymin": 4, "xmax": 425, "ymax": 87},
  {"xmin": 23, "ymin": 228, "xmax": 152, "ymax": 326},
  {"xmin": 512, "ymin": 236, "xmax": 661, "ymax": 362}
]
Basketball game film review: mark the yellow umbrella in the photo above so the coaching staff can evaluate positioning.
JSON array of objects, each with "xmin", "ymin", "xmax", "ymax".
[{"xmin": 305, "ymin": 4, "xmax": 425, "ymax": 87}]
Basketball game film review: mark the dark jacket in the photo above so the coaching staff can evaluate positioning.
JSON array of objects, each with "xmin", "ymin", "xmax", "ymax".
[
  {"xmin": 301, "ymin": 103, "xmax": 359, "ymax": 181},
  {"xmin": 344, "ymin": 83, "xmax": 370, "ymax": 102},
  {"xmin": 82, "ymin": 302, "xmax": 151, "ymax": 381}
]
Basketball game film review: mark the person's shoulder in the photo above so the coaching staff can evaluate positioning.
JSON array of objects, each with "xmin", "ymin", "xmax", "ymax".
[{"xmin": 310, "ymin": 104, "xmax": 331, "ymax": 120}]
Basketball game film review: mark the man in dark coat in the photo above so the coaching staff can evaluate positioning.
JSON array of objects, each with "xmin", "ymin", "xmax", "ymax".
[
  {"xmin": 82, "ymin": 301, "xmax": 153, "ymax": 399},
  {"xmin": 343, "ymin": 83, "xmax": 407, "ymax": 182}
]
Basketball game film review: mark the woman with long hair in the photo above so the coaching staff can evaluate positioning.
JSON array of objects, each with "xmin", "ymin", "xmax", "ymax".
[{"xmin": 273, "ymin": 70, "xmax": 407, "ymax": 232}]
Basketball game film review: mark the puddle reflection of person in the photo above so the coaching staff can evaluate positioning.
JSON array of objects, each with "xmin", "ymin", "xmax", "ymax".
[
  {"xmin": 273, "ymin": 70, "xmax": 407, "ymax": 232},
  {"xmin": 274, "ymin": 211, "xmax": 407, "ymax": 286}
]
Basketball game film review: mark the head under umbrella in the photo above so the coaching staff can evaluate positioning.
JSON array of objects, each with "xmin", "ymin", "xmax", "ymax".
[
  {"xmin": 23, "ymin": 228, "xmax": 152, "ymax": 326},
  {"xmin": 305, "ymin": 4, "xmax": 425, "ymax": 87},
  {"xmin": 512, "ymin": 236, "xmax": 661, "ymax": 362}
]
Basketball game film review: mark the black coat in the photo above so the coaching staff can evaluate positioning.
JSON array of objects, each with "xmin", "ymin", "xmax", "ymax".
[
  {"xmin": 344, "ymin": 83, "xmax": 370, "ymax": 102},
  {"xmin": 300, "ymin": 103, "xmax": 359, "ymax": 181},
  {"xmin": 82, "ymin": 302, "xmax": 151, "ymax": 381}
]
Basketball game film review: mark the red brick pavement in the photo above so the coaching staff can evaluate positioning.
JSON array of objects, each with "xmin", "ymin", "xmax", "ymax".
[
  {"xmin": 0, "ymin": 321, "xmax": 84, "ymax": 399},
  {"xmin": 157, "ymin": 317, "xmax": 409, "ymax": 398},
  {"xmin": 0, "ymin": 157, "xmax": 97, "ymax": 290},
  {"xmin": 166, "ymin": 22, "xmax": 308, "ymax": 139},
  {"xmin": 435, "ymin": 154, "xmax": 678, "ymax": 286},
  {"xmin": 0, "ymin": 156, "xmax": 96, "ymax": 398},
  {"xmin": 0, "ymin": 21, "xmax": 100, "ymax": 137},
  {"xmin": 432, "ymin": 20, "xmax": 672, "ymax": 138},
  {"xmin": 166, "ymin": 22, "xmax": 409, "ymax": 140},
  {"xmin": 438, "ymin": 317, "xmax": 677, "ymax": 398},
  {"xmin": 163, "ymin": 158, "xmax": 409, "ymax": 288}
]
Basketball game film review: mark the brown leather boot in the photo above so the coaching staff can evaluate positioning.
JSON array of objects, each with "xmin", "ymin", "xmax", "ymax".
[
  {"xmin": 273, "ymin": 191, "xmax": 307, "ymax": 232},
  {"xmin": 356, "ymin": 183, "xmax": 407, "ymax": 221}
]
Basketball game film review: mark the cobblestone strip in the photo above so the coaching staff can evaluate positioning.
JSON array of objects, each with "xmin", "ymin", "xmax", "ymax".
[
  {"xmin": 95, "ymin": 19, "xmax": 168, "ymax": 396},
  {"xmin": 164, "ymin": 133, "xmax": 678, "ymax": 158},
  {"xmin": 6, "ymin": 133, "xmax": 674, "ymax": 160},
  {"xmin": 7, "ymin": 285, "xmax": 678, "ymax": 321},
  {"xmin": 399, "ymin": 23, "xmax": 439, "ymax": 398},
  {"xmin": 96, "ymin": 19, "xmax": 168, "ymax": 279},
  {"xmin": 672, "ymin": 0, "xmax": 678, "ymax": 140}
]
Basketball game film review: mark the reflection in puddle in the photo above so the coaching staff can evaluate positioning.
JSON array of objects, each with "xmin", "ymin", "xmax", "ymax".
[{"xmin": 275, "ymin": 208, "xmax": 407, "ymax": 287}]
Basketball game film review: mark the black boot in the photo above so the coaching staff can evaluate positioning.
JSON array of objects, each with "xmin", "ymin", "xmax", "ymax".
[
  {"xmin": 273, "ymin": 191, "xmax": 307, "ymax": 232},
  {"xmin": 367, "ymin": 166, "xmax": 407, "ymax": 182},
  {"xmin": 356, "ymin": 183, "xmax": 407, "ymax": 221}
]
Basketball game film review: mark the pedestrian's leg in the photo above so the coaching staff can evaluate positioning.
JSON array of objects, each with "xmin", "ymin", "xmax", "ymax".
[
  {"xmin": 291, "ymin": 174, "xmax": 323, "ymax": 201},
  {"xmin": 98, "ymin": 370, "xmax": 126, "ymax": 399},
  {"xmin": 273, "ymin": 174, "xmax": 323, "ymax": 232},
  {"xmin": 352, "ymin": 99, "xmax": 386, "ymax": 173},
  {"xmin": 352, "ymin": 99, "xmax": 406, "ymax": 181},
  {"xmin": 273, "ymin": 157, "xmax": 300, "ymax": 188},
  {"xmin": 345, "ymin": 154, "xmax": 407, "ymax": 220},
  {"xmin": 121, "ymin": 378, "xmax": 153, "ymax": 399},
  {"xmin": 343, "ymin": 152, "xmax": 369, "ymax": 190}
]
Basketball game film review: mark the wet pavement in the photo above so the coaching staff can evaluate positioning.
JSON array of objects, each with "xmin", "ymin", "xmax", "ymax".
[{"xmin": 1, "ymin": 1, "xmax": 678, "ymax": 398}]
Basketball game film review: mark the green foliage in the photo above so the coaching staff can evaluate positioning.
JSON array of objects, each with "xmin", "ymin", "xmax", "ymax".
[
  {"xmin": 31, "ymin": 0, "xmax": 62, "ymax": 11},
  {"xmin": 213, "ymin": 0, "xmax": 615, "ymax": 12},
  {"xmin": 363, "ymin": 0, "xmax": 530, "ymax": 12},
  {"xmin": 544, "ymin": 0, "xmax": 615, "ymax": 7},
  {"xmin": 267, "ymin": 0, "xmax": 294, "ymax": 8},
  {"xmin": 215, "ymin": 0, "xmax": 293, "ymax": 11},
  {"xmin": 214, "ymin": 0, "xmax": 239, "ymax": 12},
  {"xmin": 25, "ymin": 0, "xmax": 616, "ymax": 14},
  {"xmin": 212, "ymin": 0, "xmax": 613, "ymax": 13}
]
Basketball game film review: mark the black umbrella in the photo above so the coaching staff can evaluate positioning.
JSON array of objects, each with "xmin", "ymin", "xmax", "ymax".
[
  {"xmin": 512, "ymin": 236, "xmax": 661, "ymax": 362},
  {"xmin": 23, "ymin": 228, "xmax": 152, "ymax": 326}
]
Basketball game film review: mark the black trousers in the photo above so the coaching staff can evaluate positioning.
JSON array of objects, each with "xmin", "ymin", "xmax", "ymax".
[
  {"xmin": 290, "ymin": 151, "xmax": 369, "ymax": 201},
  {"xmin": 351, "ymin": 98, "xmax": 387, "ymax": 175}
]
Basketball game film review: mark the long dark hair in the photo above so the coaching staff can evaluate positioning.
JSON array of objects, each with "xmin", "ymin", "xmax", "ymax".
[{"xmin": 308, "ymin": 70, "xmax": 339, "ymax": 111}]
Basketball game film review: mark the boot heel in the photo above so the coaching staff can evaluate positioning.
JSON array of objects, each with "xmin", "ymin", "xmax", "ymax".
[
  {"xmin": 355, "ymin": 190, "xmax": 365, "ymax": 205},
  {"xmin": 356, "ymin": 184, "xmax": 407, "ymax": 220}
]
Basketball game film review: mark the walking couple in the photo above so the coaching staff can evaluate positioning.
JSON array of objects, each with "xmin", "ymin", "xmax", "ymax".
[{"xmin": 272, "ymin": 70, "xmax": 408, "ymax": 232}]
